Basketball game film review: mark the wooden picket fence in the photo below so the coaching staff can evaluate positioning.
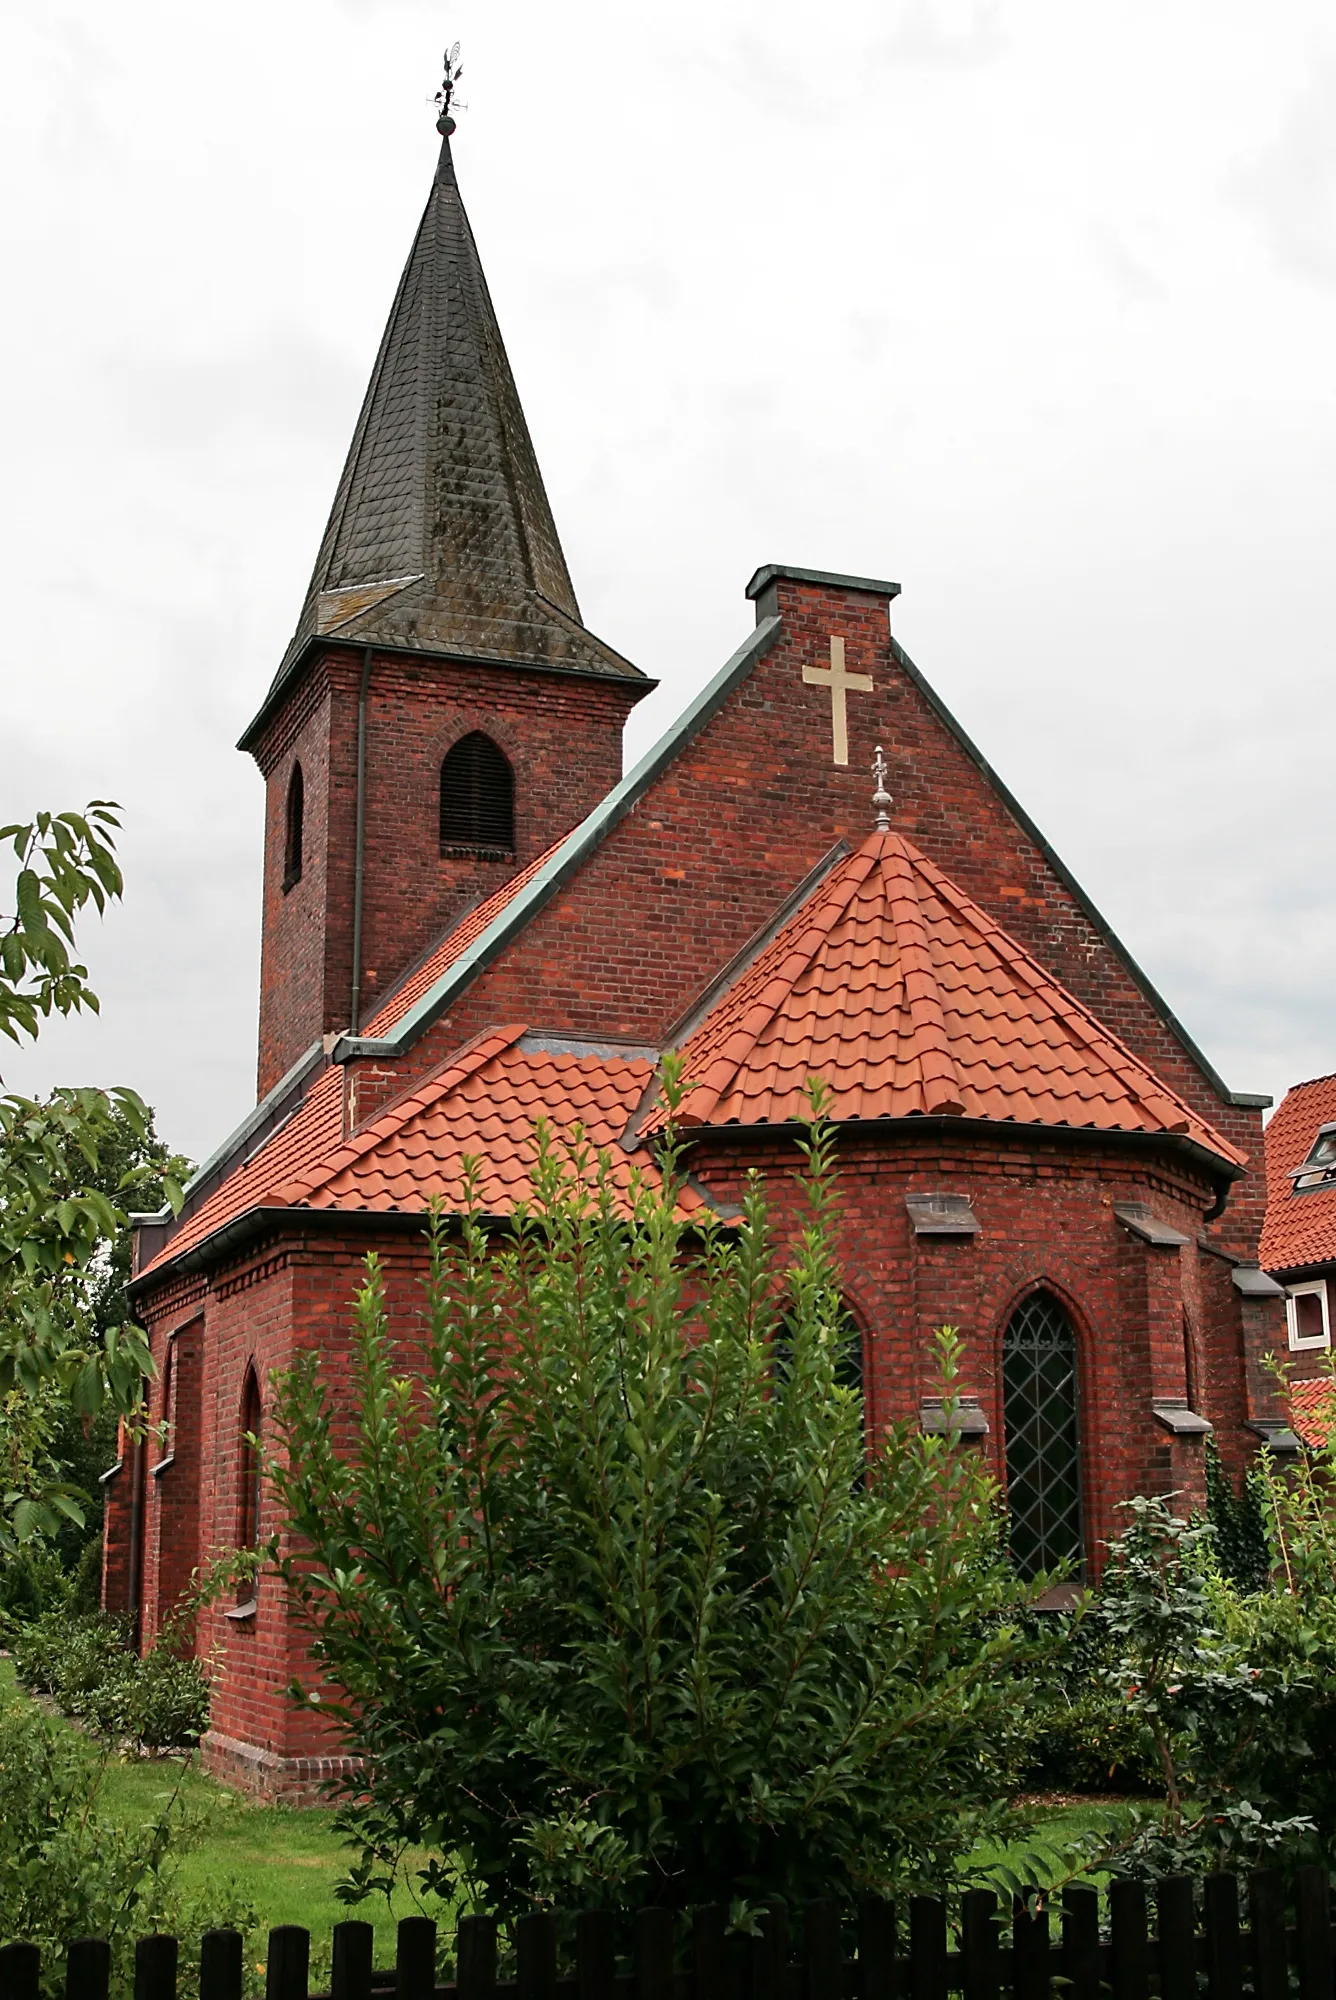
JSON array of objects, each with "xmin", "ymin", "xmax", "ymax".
[{"xmin": 1, "ymin": 1865, "xmax": 1334, "ymax": 2000}]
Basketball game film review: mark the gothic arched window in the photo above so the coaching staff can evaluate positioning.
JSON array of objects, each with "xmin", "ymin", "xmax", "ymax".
[
  {"xmin": 1002, "ymin": 1291, "xmax": 1085, "ymax": 1578},
  {"xmin": 283, "ymin": 763, "xmax": 304, "ymax": 891},
  {"xmin": 238, "ymin": 1368, "xmax": 263, "ymax": 1553},
  {"xmin": 440, "ymin": 733, "xmax": 514, "ymax": 855}
]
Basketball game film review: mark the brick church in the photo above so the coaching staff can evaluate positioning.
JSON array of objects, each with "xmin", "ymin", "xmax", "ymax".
[{"xmin": 110, "ymin": 103, "xmax": 1292, "ymax": 1798}]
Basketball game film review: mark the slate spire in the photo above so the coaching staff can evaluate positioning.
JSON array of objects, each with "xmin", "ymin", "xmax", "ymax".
[{"xmin": 262, "ymin": 100, "xmax": 640, "ymax": 707}]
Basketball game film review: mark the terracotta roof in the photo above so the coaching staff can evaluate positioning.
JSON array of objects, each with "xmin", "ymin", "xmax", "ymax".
[
  {"xmin": 363, "ymin": 840, "xmax": 565, "ymax": 1036},
  {"xmin": 648, "ymin": 829, "xmax": 1245, "ymax": 1168},
  {"xmin": 139, "ymin": 1030, "xmax": 697, "ymax": 1280},
  {"xmin": 1288, "ymin": 1376, "xmax": 1336, "ymax": 1450},
  {"xmin": 1261, "ymin": 1073, "xmax": 1336, "ymax": 1274}
]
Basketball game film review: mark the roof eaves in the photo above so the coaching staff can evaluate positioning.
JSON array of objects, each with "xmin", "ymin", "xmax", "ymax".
[
  {"xmin": 333, "ymin": 614, "xmax": 784, "ymax": 1064},
  {"xmin": 238, "ymin": 634, "xmax": 655, "ymax": 756},
  {"xmin": 888, "ymin": 633, "xmax": 1270, "ymax": 1113}
]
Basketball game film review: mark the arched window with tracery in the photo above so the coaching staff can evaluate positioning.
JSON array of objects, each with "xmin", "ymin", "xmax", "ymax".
[
  {"xmin": 238, "ymin": 1368, "xmax": 263, "ymax": 1555},
  {"xmin": 1002, "ymin": 1290, "xmax": 1085, "ymax": 1578},
  {"xmin": 283, "ymin": 762, "xmax": 304, "ymax": 891},
  {"xmin": 440, "ymin": 732, "xmax": 514, "ymax": 855}
]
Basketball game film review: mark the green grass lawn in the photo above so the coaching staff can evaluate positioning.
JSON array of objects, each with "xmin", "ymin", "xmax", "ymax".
[{"xmin": 0, "ymin": 1661, "xmax": 442, "ymax": 1960}]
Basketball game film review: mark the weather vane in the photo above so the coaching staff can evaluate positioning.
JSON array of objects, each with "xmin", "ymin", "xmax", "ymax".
[
  {"xmin": 436, "ymin": 42, "xmax": 464, "ymax": 135},
  {"xmin": 871, "ymin": 745, "xmax": 892, "ymax": 831}
]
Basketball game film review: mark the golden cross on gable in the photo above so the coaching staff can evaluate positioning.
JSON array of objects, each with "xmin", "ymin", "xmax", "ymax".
[{"xmin": 802, "ymin": 635, "xmax": 873, "ymax": 767}]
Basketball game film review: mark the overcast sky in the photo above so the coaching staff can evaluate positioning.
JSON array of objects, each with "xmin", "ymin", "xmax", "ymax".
[{"xmin": 2, "ymin": 0, "xmax": 1333, "ymax": 1164}]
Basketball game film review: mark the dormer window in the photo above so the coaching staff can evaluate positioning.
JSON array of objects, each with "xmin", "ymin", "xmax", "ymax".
[
  {"xmin": 1290, "ymin": 1125, "xmax": 1336, "ymax": 1193},
  {"xmin": 1287, "ymin": 1280, "xmax": 1331, "ymax": 1351}
]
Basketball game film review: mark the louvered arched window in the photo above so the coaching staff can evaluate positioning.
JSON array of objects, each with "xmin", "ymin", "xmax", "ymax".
[
  {"xmin": 283, "ymin": 762, "xmax": 304, "ymax": 891},
  {"xmin": 440, "ymin": 733, "xmax": 514, "ymax": 855},
  {"xmin": 1002, "ymin": 1291, "xmax": 1085, "ymax": 1578}
]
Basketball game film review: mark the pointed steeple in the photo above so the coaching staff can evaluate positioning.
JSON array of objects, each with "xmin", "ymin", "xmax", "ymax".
[{"xmin": 254, "ymin": 103, "xmax": 641, "ymax": 726}]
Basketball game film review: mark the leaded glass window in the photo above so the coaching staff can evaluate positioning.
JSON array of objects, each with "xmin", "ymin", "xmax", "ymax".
[{"xmin": 1002, "ymin": 1291, "xmax": 1084, "ymax": 1578}]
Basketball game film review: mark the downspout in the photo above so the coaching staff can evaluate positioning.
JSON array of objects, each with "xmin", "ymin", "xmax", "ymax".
[
  {"xmin": 349, "ymin": 646, "xmax": 373, "ymax": 1034},
  {"xmin": 125, "ymin": 1433, "xmax": 145, "ymax": 1653}
]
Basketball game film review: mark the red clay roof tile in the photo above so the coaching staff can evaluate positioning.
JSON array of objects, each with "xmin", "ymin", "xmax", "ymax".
[
  {"xmin": 647, "ymin": 829, "xmax": 1244, "ymax": 1169},
  {"xmin": 1261, "ymin": 1073, "xmax": 1336, "ymax": 1273},
  {"xmin": 1289, "ymin": 1375, "xmax": 1336, "ymax": 1449}
]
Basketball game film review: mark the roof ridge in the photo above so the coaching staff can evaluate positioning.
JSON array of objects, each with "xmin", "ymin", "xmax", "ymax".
[
  {"xmin": 876, "ymin": 839, "xmax": 964, "ymax": 1117},
  {"xmin": 900, "ymin": 835, "xmax": 1218, "ymax": 1145}
]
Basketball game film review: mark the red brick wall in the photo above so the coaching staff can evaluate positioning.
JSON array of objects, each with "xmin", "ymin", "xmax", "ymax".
[
  {"xmin": 250, "ymin": 645, "xmax": 641, "ymax": 1098},
  {"xmin": 362, "ymin": 574, "xmax": 1266, "ymax": 1258}
]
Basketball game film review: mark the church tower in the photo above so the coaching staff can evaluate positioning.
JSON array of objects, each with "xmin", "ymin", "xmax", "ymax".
[{"xmin": 239, "ymin": 77, "xmax": 650, "ymax": 1098}]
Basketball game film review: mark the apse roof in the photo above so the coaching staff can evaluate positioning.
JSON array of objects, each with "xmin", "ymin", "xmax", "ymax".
[
  {"xmin": 241, "ymin": 130, "xmax": 642, "ymax": 750},
  {"xmin": 644, "ymin": 828, "xmax": 1246, "ymax": 1170},
  {"xmin": 1261, "ymin": 1072, "xmax": 1336, "ymax": 1274}
]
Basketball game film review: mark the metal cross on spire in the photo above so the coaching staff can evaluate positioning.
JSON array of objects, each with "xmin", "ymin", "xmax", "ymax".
[
  {"xmin": 872, "ymin": 745, "xmax": 893, "ymax": 830},
  {"xmin": 436, "ymin": 42, "xmax": 464, "ymax": 135}
]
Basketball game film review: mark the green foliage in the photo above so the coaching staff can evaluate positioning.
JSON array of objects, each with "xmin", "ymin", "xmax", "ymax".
[
  {"xmin": 0, "ymin": 805, "xmax": 123, "ymax": 1045},
  {"xmin": 267, "ymin": 1092, "xmax": 1052, "ymax": 1919},
  {"xmin": 1084, "ymin": 1497, "xmax": 1312, "ymax": 1876},
  {"xmin": 1016, "ymin": 1608, "xmax": 1158, "ymax": 1796},
  {"xmin": 0, "ymin": 1677, "xmax": 250, "ymax": 1997},
  {"xmin": 11, "ymin": 1611, "xmax": 211, "ymax": 1751},
  {"xmin": 1203, "ymin": 1436, "xmax": 1271, "ymax": 1593}
]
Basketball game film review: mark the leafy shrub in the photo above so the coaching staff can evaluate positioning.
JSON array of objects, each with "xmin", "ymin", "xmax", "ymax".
[
  {"xmin": 268, "ymin": 1098, "xmax": 1054, "ymax": 1918},
  {"xmin": 0, "ymin": 1679, "xmax": 252, "ymax": 1997},
  {"xmin": 0, "ymin": 1541, "xmax": 72, "ymax": 1632},
  {"xmin": 12, "ymin": 1611, "xmax": 210, "ymax": 1749}
]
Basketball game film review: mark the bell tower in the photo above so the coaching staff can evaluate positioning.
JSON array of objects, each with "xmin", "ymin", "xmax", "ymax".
[{"xmin": 240, "ymin": 63, "xmax": 650, "ymax": 1098}]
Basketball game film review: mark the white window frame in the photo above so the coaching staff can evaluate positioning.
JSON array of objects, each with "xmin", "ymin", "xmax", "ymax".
[{"xmin": 1286, "ymin": 1279, "xmax": 1331, "ymax": 1351}]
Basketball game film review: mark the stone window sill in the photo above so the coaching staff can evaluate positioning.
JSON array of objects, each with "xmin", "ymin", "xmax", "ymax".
[{"xmin": 225, "ymin": 1599, "xmax": 258, "ymax": 1623}]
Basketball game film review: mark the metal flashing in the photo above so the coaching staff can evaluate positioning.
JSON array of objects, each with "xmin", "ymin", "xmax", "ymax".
[
  {"xmin": 1152, "ymin": 1400, "xmax": 1213, "ymax": 1437},
  {"xmin": 517, "ymin": 1034, "xmax": 660, "ymax": 1062},
  {"xmin": 1246, "ymin": 1419, "xmax": 1303, "ymax": 1455},
  {"xmin": 920, "ymin": 1396, "xmax": 989, "ymax": 1437},
  {"xmin": 1114, "ymin": 1203, "xmax": 1191, "ymax": 1247},
  {"xmin": 745, "ymin": 563, "xmax": 902, "ymax": 604},
  {"xmin": 1232, "ymin": 1265, "xmax": 1285, "ymax": 1298},
  {"xmin": 888, "ymin": 634, "xmax": 1266, "ymax": 1113},
  {"xmin": 333, "ymin": 615, "xmax": 784, "ymax": 1064},
  {"xmin": 906, "ymin": 1192, "xmax": 980, "ymax": 1237}
]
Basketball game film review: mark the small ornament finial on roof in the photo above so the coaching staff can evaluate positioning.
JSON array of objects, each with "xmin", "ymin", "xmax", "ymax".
[
  {"xmin": 435, "ymin": 41, "xmax": 464, "ymax": 135},
  {"xmin": 872, "ymin": 745, "xmax": 892, "ymax": 831}
]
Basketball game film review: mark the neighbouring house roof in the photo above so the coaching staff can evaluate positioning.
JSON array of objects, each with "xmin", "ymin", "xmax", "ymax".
[
  {"xmin": 1288, "ymin": 1376, "xmax": 1336, "ymax": 1450},
  {"xmin": 644, "ymin": 828, "xmax": 1246, "ymax": 1171},
  {"xmin": 241, "ymin": 131, "xmax": 642, "ymax": 751},
  {"xmin": 1261, "ymin": 1073, "xmax": 1336, "ymax": 1274},
  {"xmin": 136, "ymin": 1029, "xmax": 699, "ymax": 1283}
]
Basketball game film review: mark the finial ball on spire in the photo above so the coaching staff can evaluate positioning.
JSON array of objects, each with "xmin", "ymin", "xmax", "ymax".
[
  {"xmin": 871, "ymin": 745, "xmax": 893, "ymax": 831},
  {"xmin": 436, "ymin": 41, "xmax": 463, "ymax": 136}
]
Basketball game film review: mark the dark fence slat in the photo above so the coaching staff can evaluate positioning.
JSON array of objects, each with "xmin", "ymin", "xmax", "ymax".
[
  {"xmin": 635, "ymin": 1909, "xmax": 676, "ymax": 2000},
  {"xmin": 857, "ymin": 1899, "xmax": 897, "ymax": 2000},
  {"xmin": 752, "ymin": 1906, "xmax": 787, "ymax": 2000},
  {"xmin": 1108, "ymin": 1881, "xmax": 1149, "ymax": 2000},
  {"xmin": 1250, "ymin": 1870, "xmax": 1288, "ymax": 2000},
  {"xmin": 578, "ymin": 1911, "xmax": 618, "ymax": 2000},
  {"xmin": 330, "ymin": 1922, "xmax": 373, "ymax": 2000},
  {"xmin": 397, "ymin": 1916, "xmax": 437, "ymax": 2000},
  {"xmin": 458, "ymin": 1916, "xmax": 499, "ymax": 2000},
  {"xmin": 1062, "ymin": 1887, "xmax": 1099, "ymax": 2000},
  {"xmin": 1157, "ymin": 1876, "xmax": 1196, "ymax": 2000},
  {"xmin": 200, "ymin": 1928, "xmax": 244, "ymax": 2000},
  {"xmin": 518, "ymin": 1914, "xmax": 559, "ymax": 2000},
  {"xmin": 265, "ymin": 1925, "xmax": 310, "ymax": 2000},
  {"xmin": 1204, "ymin": 1874, "xmax": 1243, "ymax": 2000},
  {"xmin": 1295, "ymin": 1865, "xmax": 1333, "ymax": 2000},
  {"xmin": 0, "ymin": 1943, "xmax": 41, "ymax": 2000},
  {"xmin": 136, "ymin": 1934, "xmax": 179, "ymax": 2000},
  {"xmin": 691, "ymin": 1906, "xmax": 728, "ymax": 2000},
  {"xmin": 909, "ymin": 1900, "xmax": 947, "ymax": 2000},
  {"xmin": 1011, "ymin": 1899, "xmax": 1049, "ymax": 2000},
  {"xmin": 67, "ymin": 1937, "xmax": 111, "ymax": 2000},
  {"xmin": 960, "ymin": 1890, "xmax": 1000, "ymax": 2000},
  {"xmin": 804, "ymin": 1899, "xmax": 842, "ymax": 2000}
]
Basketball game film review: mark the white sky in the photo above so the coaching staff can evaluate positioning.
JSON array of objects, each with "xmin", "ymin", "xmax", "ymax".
[{"xmin": 1, "ymin": 0, "xmax": 1333, "ymax": 1163}]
